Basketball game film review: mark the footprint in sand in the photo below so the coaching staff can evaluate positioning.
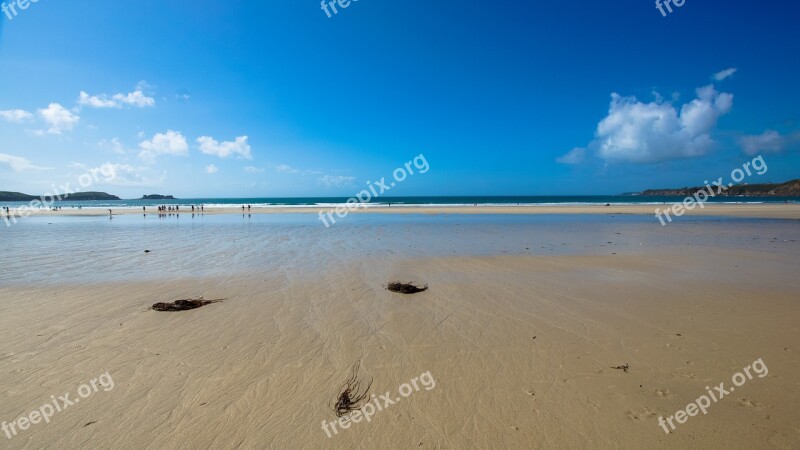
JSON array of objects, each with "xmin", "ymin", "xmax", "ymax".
[
  {"xmin": 671, "ymin": 371, "xmax": 696, "ymax": 380},
  {"xmin": 738, "ymin": 398, "xmax": 769, "ymax": 410},
  {"xmin": 624, "ymin": 408, "xmax": 658, "ymax": 422},
  {"xmin": 654, "ymin": 388, "xmax": 672, "ymax": 398}
]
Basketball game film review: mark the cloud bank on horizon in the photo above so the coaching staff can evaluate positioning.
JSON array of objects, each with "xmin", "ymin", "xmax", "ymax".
[{"xmin": 0, "ymin": 77, "xmax": 360, "ymax": 195}]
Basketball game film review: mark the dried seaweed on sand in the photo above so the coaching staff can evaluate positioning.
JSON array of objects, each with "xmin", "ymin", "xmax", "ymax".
[
  {"xmin": 386, "ymin": 282, "xmax": 428, "ymax": 294},
  {"xmin": 611, "ymin": 363, "xmax": 630, "ymax": 373},
  {"xmin": 151, "ymin": 297, "xmax": 223, "ymax": 312},
  {"xmin": 334, "ymin": 362, "xmax": 373, "ymax": 417}
]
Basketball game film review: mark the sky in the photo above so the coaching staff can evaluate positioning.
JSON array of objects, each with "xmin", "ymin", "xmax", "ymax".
[{"xmin": 1, "ymin": 0, "xmax": 799, "ymax": 198}]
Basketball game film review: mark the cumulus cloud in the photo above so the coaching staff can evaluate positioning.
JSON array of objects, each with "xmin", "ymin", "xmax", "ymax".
[
  {"xmin": 0, "ymin": 109, "xmax": 34, "ymax": 123},
  {"xmin": 206, "ymin": 164, "xmax": 218, "ymax": 174},
  {"xmin": 0, "ymin": 153, "xmax": 46, "ymax": 171},
  {"xmin": 197, "ymin": 136, "xmax": 252, "ymax": 159},
  {"xmin": 78, "ymin": 92, "xmax": 119, "ymax": 108},
  {"xmin": 573, "ymin": 84, "xmax": 733, "ymax": 164},
  {"xmin": 78, "ymin": 82, "xmax": 156, "ymax": 109},
  {"xmin": 38, "ymin": 103, "xmax": 80, "ymax": 134},
  {"xmin": 318, "ymin": 175, "xmax": 356, "ymax": 188},
  {"xmin": 113, "ymin": 90, "xmax": 155, "ymax": 108},
  {"xmin": 556, "ymin": 147, "xmax": 586, "ymax": 164},
  {"xmin": 138, "ymin": 130, "xmax": 189, "ymax": 162},
  {"xmin": 713, "ymin": 68, "xmax": 737, "ymax": 81},
  {"xmin": 739, "ymin": 130, "xmax": 800, "ymax": 155}
]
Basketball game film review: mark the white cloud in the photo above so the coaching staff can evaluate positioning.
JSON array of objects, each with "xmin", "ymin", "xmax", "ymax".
[
  {"xmin": 0, "ymin": 153, "xmax": 46, "ymax": 171},
  {"xmin": 713, "ymin": 68, "xmax": 737, "ymax": 81},
  {"xmin": 113, "ymin": 90, "xmax": 155, "ymax": 108},
  {"xmin": 99, "ymin": 138, "xmax": 127, "ymax": 155},
  {"xmin": 78, "ymin": 83, "xmax": 156, "ymax": 109},
  {"xmin": 244, "ymin": 166, "xmax": 264, "ymax": 173},
  {"xmin": 556, "ymin": 147, "xmax": 586, "ymax": 164},
  {"xmin": 318, "ymin": 175, "xmax": 356, "ymax": 188},
  {"xmin": 197, "ymin": 135, "xmax": 252, "ymax": 159},
  {"xmin": 38, "ymin": 103, "xmax": 80, "ymax": 134},
  {"xmin": 581, "ymin": 84, "xmax": 733, "ymax": 164},
  {"xmin": 138, "ymin": 130, "xmax": 189, "ymax": 163},
  {"xmin": 275, "ymin": 163, "xmax": 299, "ymax": 174},
  {"xmin": 175, "ymin": 89, "xmax": 191, "ymax": 101},
  {"xmin": 739, "ymin": 130, "xmax": 800, "ymax": 155},
  {"xmin": 87, "ymin": 162, "xmax": 165, "ymax": 187},
  {"xmin": 0, "ymin": 109, "xmax": 34, "ymax": 123},
  {"xmin": 78, "ymin": 92, "xmax": 119, "ymax": 108},
  {"xmin": 206, "ymin": 164, "xmax": 218, "ymax": 174}
]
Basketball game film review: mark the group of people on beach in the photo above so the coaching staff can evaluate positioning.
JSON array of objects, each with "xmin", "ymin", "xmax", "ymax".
[
  {"xmin": 150, "ymin": 205, "xmax": 205, "ymax": 213},
  {"xmin": 143, "ymin": 204, "xmax": 207, "ymax": 219}
]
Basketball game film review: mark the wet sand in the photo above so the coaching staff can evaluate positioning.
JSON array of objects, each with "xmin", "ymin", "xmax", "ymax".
[
  {"xmin": 1, "ymin": 216, "xmax": 799, "ymax": 449},
  {"xmin": 10, "ymin": 202, "xmax": 800, "ymax": 220}
]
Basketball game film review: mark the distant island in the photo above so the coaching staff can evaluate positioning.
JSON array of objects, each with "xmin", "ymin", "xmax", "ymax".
[
  {"xmin": 0, "ymin": 192, "xmax": 37, "ymax": 202},
  {"xmin": 0, "ymin": 191, "xmax": 121, "ymax": 201},
  {"xmin": 639, "ymin": 179, "xmax": 800, "ymax": 197},
  {"xmin": 141, "ymin": 194, "xmax": 175, "ymax": 200}
]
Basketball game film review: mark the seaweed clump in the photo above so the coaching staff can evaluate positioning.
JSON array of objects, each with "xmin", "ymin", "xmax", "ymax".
[
  {"xmin": 151, "ymin": 298, "xmax": 223, "ymax": 312},
  {"xmin": 387, "ymin": 282, "xmax": 428, "ymax": 294},
  {"xmin": 334, "ymin": 362, "xmax": 373, "ymax": 417},
  {"xmin": 612, "ymin": 363, "xmax": 630, "ymax": 373}
]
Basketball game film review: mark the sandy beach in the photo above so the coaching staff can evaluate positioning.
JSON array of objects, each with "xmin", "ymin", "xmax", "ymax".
[
  {"xmin": 4, "ymin": 1, "xmax": 799, "ymax": 448},
  {"xmin": 1, "ymin": 211, "xmax": 798, "ymax": 449}
]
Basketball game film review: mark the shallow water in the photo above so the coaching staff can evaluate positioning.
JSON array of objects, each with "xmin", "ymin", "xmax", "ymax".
[{"xmin": 1, "ymin": 213, "xmax": 798, "ymax": 285}]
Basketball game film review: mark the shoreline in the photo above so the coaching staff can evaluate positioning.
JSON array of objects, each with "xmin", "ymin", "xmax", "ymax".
[{"xmin": 7, "ymin": 203, "xmax": 800, "ymax": 220}]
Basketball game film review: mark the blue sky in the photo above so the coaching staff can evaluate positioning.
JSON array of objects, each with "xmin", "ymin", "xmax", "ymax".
[{"xmin": 1, "ymin": 0, "xmax": 799, "ymax": 198}]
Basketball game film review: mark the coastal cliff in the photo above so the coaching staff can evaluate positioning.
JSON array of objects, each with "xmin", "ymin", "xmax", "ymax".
[{"xmin": 640, "ymin": 179, "xmax": 800, "ymax": 197}]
